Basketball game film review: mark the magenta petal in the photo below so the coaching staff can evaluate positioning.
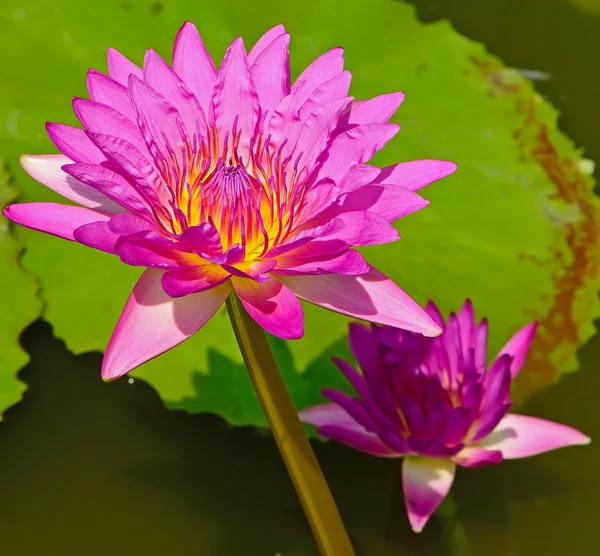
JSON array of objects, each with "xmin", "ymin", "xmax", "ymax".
[
  {"xmin": 172, "ymin": 22, "xmax": 217, "ymax": 114},
  {"xmin": 162, "ymin": 266, "xmax": 230, "ymax": 297},
  {"xmin": 251, "ymin": 33, "xmax": 290, "ymax": 112},
  {"xmin": 280, "ymin": 265, "xmax": 442, "ymax": 336},
  {"xmin": 331, "ymin": 211, "xmax": 400, "ymax": 246},
  {"xmin": 494, "ymin": 322, "xmax": 538, "ymax": 378},
  {"xmin": 102, "ymin": 269, "xmax": 231, "ymax": 380},
  {"xmin": 107, "ymin": 48, "xmax": 143, "ymax": 86},
  {"xmin": 275, "ymin": 250, "xmax": 369, "ymax": 276},
  {"xmin": 299, "ymin": 404, "xmax": 399, "ymax": 457},
  {"xmin": 248, "ymin": 24, "xmax": 286, "ymax": 64},
  {"xmin": 62, "ymin": 163, "xmax": 149, "ymax": 217},
  {"xmin": 20, "ymin": 154, "xmax": 122, "ymax": 213},
  {"xmin": 375, "ymin": 159, "xmax": 458, "ymax": 192},
  {"xmin": 73, "ymin": 97, "xmax": 148, "ymax": 156},
  {"xmin": 289, "ymin": 47, "xmax": 345, "ymax": 113},
  {"xmin": 233, "ymin": 277, "xmax": 303, "ymax": 340},
  {"xmin": 143, "ymin": 49, "xmax": 208, "ymax": 140},
  {"xmin": 342, "ymin": 92, "xmax": 405, "ymax": 127},
  {"xmin": 86, "ymin": 69, "xmax": 137, "ymax": 121},
  {"xmin": 477, "ymin": 413, "xmax": 590, "ymax": 459},
  {"xmin": 316, "ymin": 123, "xmax": 400, "ymax": 184},
  {"xmin": 402, "ymin": 457, "xmax": 456, "ymax": 533},
  {"xmin": 3, "ymin": 202, "xmax": 109, "ymax": 241},
  {"xmin": 46, "ymin": 123, "xmax": 105, "ymax": 164},
  {"xmin": 452, "ymin": 447, "xmax": 503, "ymax": 468},
  {"xmin": 340, "ymin": 184, "xmax": 429, "ymax": 223},
  {"xmin": 298, "ymin": 71, "xmax": 351, "ymax": 121},
  {"xmin": 212, "ymin": 37, "xmax": 259, "ymax": 150}
]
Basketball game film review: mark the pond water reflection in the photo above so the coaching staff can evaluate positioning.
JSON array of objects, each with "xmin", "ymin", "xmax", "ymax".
[{"xmin": 0, "ymin": 0, "xmax": 598, "ymax": 554}]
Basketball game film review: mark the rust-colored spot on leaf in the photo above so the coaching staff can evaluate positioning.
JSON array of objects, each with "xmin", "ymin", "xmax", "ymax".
[{"xmin": 471, "ymin": 56, "xmax": 600, "ymax": 398}]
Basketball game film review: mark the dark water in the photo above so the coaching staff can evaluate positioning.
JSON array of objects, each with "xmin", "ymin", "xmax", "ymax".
[{"xmin": 1, "ymin": 0, "xmax": 598, "ymax": 554}]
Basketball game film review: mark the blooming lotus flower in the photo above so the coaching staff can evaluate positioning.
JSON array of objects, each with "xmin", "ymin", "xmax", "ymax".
[
  {"xmin": 300, "ymin": 299, "xmax": 590, "ymax": 533},
  {"xmin": 4, "ymin": 23, "xmax": 456, "ymax": 380}
]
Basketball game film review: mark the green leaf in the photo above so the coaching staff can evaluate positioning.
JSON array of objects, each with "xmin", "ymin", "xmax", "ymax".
[
  {"xmin": 0, "ymin": 160, "xmax": 41, "ymax": 420},
  {"xmin": 1, "ymin": 0, "xmax": 598, "ymax": 428}
]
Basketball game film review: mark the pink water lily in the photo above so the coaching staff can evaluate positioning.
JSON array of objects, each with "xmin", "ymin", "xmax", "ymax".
[
  {"xmin": 4, "ymin": 22, "xmax": 456, "ymax": 380},
  {"xmin": 300, "ymin": 299, "xmax": 590, "ymax": 532}
]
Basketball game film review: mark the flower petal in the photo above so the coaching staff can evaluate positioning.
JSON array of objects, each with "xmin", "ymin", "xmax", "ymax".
[
  {"xmin": 250, "ymin": 33, "xmax": 291, "ymax": 112},
  {"xmin": 340, "ymin": 92, "xmax": 404, "ymax": 128},
  {"xmin": 275, "ymin": 249, "xmax": 369, "ymax": 276},
  {"xmin": 248, "ymin": 24, "xmax": 286, "ymax": 64},
  {"xmin": 452, "ymin": 447, "xmax": 503, "ymax": 468},
  {"xmin": 374, "ymin": 159, "xmax": 458, "ymax": 192},
  {"xmin": 3, "ymin": 202, "xmax": 109, "ymax": 241},
  {"xmin": 495, "ymin": 322, "xmax": 538, "ymax": 378},
  {"xmin": 299, "ymin": 403, "xmax": 399, "ymax": 457},
  {"xmin": 315, "ymin": 123, "xmax": 399, "ymax": 184},
  {"xmin": 298, "ymin": 71, "xmax": 351, "ymax": 121},
  {"xmin": 161, "ymin": 265, "xmax": 231, "ymax": 297},
  {"xmin": 46, "ymin": 123, "xmax": 105, "ymax": 164},
  {"xmin": 172, "ymin": 22, "xmax": 217, "ymax": 114},
  {"xmin": 280, "ymin": 265, "xmax": 442, "ymax": 336},
  {"xmin": 86, "ymin": 69, "xmax": 137, "ymax": 121},
  {"xmin": 232, "ymin": 276, "xmax": 303, "ymax": 340},
  {"xmin": 102, "ymin": 268, "xmax": 230, "ymax": 380},
  {"xmin": 143, "ymin": 49, "xmax": 208, "ymax": 140},
  {"xmin": 20, "ymin": 154, "xmax": 122, "ymax": 213},
  {"xmin": 107, "ymin": 48, "xmax": 143, "ymax": 86},
  {"xmin": 402, "ymin": 457, "xmax": 456, "ymax": 533},
  {"xmin": 212, "ymin": 37, "xmax": 259, "ymax": 150},
  {"xmin": 477, "ymin": 413, "xmax": 590, "ymax": 459},
  {"xmin": 62, "ymin": 163, "xmax": 150, "ymax": 217}
]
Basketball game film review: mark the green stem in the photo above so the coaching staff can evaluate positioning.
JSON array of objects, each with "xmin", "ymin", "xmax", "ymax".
[{"xmin": 226, "ymin": 293, "xmax": 355, "ymax": 556}]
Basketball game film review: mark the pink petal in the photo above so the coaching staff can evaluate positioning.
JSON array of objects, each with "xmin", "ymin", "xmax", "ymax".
[
  {"xmin": 402, "ymin": 457, "xmax": 456, "ymax": 533},
  {"xmin": 375, "ymin": 160, "xmax": 458, "ymax": 192},
  {"xmin": 172, "ymin": 22, "xmax": 217, "ymax": 114},
  {"xmin": 275, "ymin": 249, "xmax": 369, "ymax": 276},
  {"xmin": 452, "ymin": 447, "xmax": 503, "ymax": 468},
  {"xmin": 20, "ymin": 154, "xmax": 122, "ymax": 213},
  {"xmin": 3, "ymin": 202, "xmax": 109, "ymax": 241},
  {"xmin": 248, "ymin": 24, "xmax": 286, "ymax": 64},
  {"xmin": 89, "ymin": 133, "xmax": 166, "ymax": 207},
  {"xmin": 250, "ymin": 33, "xmax": 291, "ymax": 112},
  {"xmin": 339, "ymin": 183, "xmax": 429, "ymax": 223},
  {"xmin": 494, "ymin": 322, "xmax": 538, "ymax": 378},
  {"xmin": 73, "ymin": 212, "xmax": 151, "ymax": 254},
  {"xmin": 329, "ymin": 211, "xmax": 400, "ymax": 246},
  {"xmin": 127, "ymin": 75, "xmax": 184, "ymax": 160},
  {"xmin": 162, "ymin": 265, "xmax": 231, "ymax": 297},
  {"xmin": 298, "ymin": 71, "xmax": 352, "ymax": 121},
  {"xmin": 290, "ymin": 48, "xmax": 345, "ymax": 113},
  {"xmin": 294, "ymin": 97, "xmax": 352, "ymax": 171},
  {"xmin": 341, "ymin": 92, "xmax": 405, "ymax": 127},
  {"xmin": 477, "ymin": 413, "xmax": 590, "ymax": 459},
  {"xmin": 212, "ymin": 37, "xmax": 259, "ymax": 150},
  {"xmin": 315, "ymin": 123, "xmax": 400, "ymax": 184},
  {"xmin": 72, "ymin": 97, "xmax": 148, "ymax": 156},
  {"xmin": 299, "ymin": 403, "xmax": 399, "ymax": 457},
  {"xmin": 232, "ymin": 276, "xmax": 303, "ymax": 340},
  {"xmin": 143, "ymin": 49, "xmax": 208, "ymax": 140},
  {"xmin": 46, "ymin": 123, "xmax": 105, "ymax": 164},
  {"xmin": 86, "ymin": 69, "xmax": 137, "ymax": 121},
  {"xmin": 102, "ymin": 268, "xmax": 231, "ymax": 380},
  {"xmin": 62, "ymin": 163, "xmax": 150, "ymax": 217},
  {"xmin": 280, "ymin": 265, "xmax": 442, "ymax": 336},
  {"xmin": 456, "ymin": 298, "xmax": 475, "ymax": 354},
  {"xmin": 107, "ymin": 48, "xmax": 143, "ymax": 86}
]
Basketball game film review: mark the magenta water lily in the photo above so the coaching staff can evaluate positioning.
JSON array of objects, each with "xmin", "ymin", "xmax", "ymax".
[
  {"xmin": 4, "ymin": 22, "xmax": 456, "ymax": 380},
  {"xmin": 300, "ymin": 299, "xmax": 590, "ymax": 533}
]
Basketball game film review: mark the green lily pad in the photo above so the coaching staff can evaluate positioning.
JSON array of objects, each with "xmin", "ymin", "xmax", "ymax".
[
  {"xmin": 0, "ymin": 0, "xmax": 598, "ymax": 428},
  {"xmin": 0, "ymin": 160, "xmax": 41, "ymax": 420}
]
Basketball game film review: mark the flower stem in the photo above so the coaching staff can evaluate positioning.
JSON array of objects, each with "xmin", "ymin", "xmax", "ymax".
[{"xmin": 226, "ymin": 293, "xmax": 355, "ymax": 556}]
